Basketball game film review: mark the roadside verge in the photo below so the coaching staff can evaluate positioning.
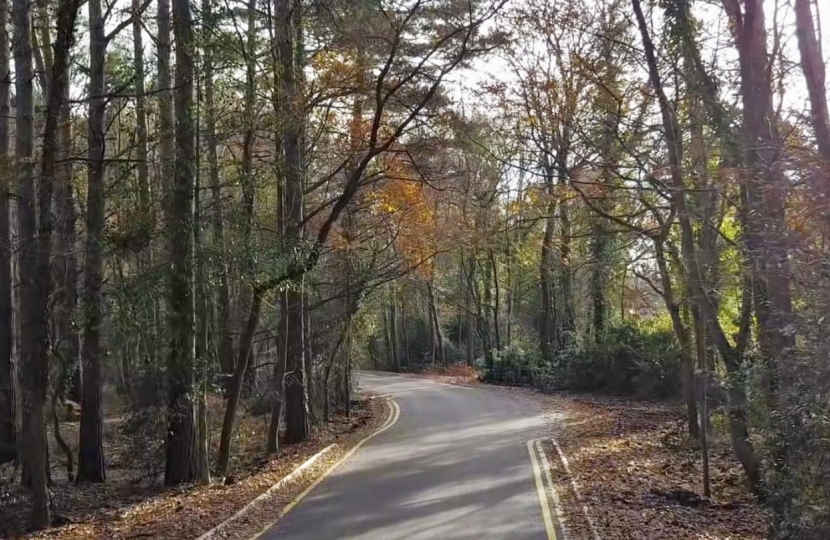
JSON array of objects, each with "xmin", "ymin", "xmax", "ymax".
[{"xmin": 196, "ymin": 396, "xmax": 399, "ymax": 540}]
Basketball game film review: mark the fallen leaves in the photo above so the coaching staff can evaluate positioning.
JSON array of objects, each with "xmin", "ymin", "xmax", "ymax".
[
  {"xmin": 537, "ymin": 393, "xmax": 769, "ymax": 540},
  {"xmin": 0, "ymin": 396, "xmax": 385, "ymax": 540}
]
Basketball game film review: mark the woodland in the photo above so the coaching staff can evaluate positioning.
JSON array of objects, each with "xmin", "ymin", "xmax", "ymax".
[{"xmin": 0, "ymin": 0, "xmax": 828, "ymax": 537}]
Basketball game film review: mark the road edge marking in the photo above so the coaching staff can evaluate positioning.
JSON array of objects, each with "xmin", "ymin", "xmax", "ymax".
[
  {"xmin": 535, "ymin": 439, "xmax": 569, "ymax": 539},
  {"xmin": 545, "ymin": 437, "xmax": 602, "ymax": 540},
  {"xmin": 248, "ymin": 397, "xmax": 401, "ymax": 539},
  {"xmin": 528, "ymin": 439, "xmax": 559, "ymax": 540},
  {"xmin": 195, "ymin": 444, "xmax": 337, "ymax": 540}
]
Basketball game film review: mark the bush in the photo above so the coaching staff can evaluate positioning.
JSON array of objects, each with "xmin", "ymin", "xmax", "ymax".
[{"xmin": 484, "ymin": 323, "xmax": 681, "ymax": 399}]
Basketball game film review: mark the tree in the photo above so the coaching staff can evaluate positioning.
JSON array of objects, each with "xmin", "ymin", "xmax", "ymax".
[
  {"xmin": 77, "ymin": 0, "xmax": 108, "ymax": 484},
  {"xmin": 165, "ymin": 0, "xmax": 198, "ymax": 486},
  {"xmin": 0, "ymin": 0, "xmax": 17, "ymax": 465}
]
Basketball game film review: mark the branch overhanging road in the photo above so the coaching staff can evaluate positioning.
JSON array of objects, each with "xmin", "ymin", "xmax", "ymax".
[{"xmin": 257, "ymin": 371, "xmax": 566, "ymax": 540}]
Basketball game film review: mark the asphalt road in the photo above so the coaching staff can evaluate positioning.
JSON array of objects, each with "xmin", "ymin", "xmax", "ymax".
[{"xmin": 259, "ymin": 371, "xmax": 556, "ymax": 540}]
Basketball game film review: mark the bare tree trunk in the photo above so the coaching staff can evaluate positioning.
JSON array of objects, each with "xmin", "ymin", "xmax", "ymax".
[
  {"xmin": 723, "ymin": 0, "xmax": 794, "ymax": 400},
  {"xmin": 18, "ymin": 0, "xmax": 82, "ymax": 522},
  {"xmin": 194, "ymin": 155, "xmax": 210, "ymax": 486},
  {"xmin": 795, "ymin": 0, "xmax": 830, "ymax": 162},
  {"xmin": 277, "ymin": 0, "xmax": 309, "ymax": 446},
  {"xmin": 132, "ymin": 0, "xmax": 151, "ymax": 224},
  {"xmin": 218, "ymin": 290, "xmax": 262, "ymax": 474},
  {"xmin": 165, "ymin": 0, "xmax": 198, "ymax": 486},
  {"xmin": 654, "ymin": 240, "xmax": 700, "ymax": 440},
  {"xmin": 488, "ymin": 248, "xmax": 501, "ymax": 352},
  {"xmin": 201, "ymin": 0, "xmax": 233, "ymax": 383},
  {"xmin": 427, "ymin": 281, "xmax": 446, "ymax": 367},
  {"xmin": 77, "ymin": 0, "xmax": 107, "ymax": 483},
  {"xmin": 13, "ymin": 0, "xmax": 49, "ymax": 522},
  {"xmin": 388, "ymin": 286, "xmax": 400, "ymax": 372},
  {"xmin": 539, "ymin": 173, "xmax": 555, "ymax": 360},
  {"xmin": 54, "ymin": 89, "xmax": 80, "ymax": 404},
  {"xmin": 0, "ymin": 0, "xmax": 17, "ymax": 458}
]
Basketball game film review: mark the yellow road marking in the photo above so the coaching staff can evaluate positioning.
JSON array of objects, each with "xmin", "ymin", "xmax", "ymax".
[
  {"xmin": 527, "ymin": 439, "xmax": 559, "ymax": 540},
  {"xmin": 250, "ymin": 398, "xmax": 401, "ymax": 539}
]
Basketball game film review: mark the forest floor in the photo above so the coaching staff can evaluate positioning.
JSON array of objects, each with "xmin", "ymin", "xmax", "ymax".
[
  {"xmin": 417, "ymin": 367, "xmax": 769, "ymax": 539},
  {"xmin": 0, "ymin": 393, "xmax": 385, "ymax": 540}
]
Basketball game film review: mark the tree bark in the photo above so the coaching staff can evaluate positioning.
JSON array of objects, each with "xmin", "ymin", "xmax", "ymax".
[
  {"xmin": 0, "ymin": 0, "xmax": 17, "ymax": 456},
  {"xmin": 795, "ymin": 0, "xmax": 830, "ymax": 163},
  {"xmin": 539, "ymin": 172, "xmax": 556, "ymax": 360},
  {"xmin": 427, "ymin": 281, "xmax": 446, "ymax": 367},
  {"xmin": 13, "ymin": 0, "xmax": 50, "ymax": 522},
  {"xmin": 201, "ymin": 0, "xmax": 233, "ymax": 380},
  {"xmin": 165, "ymin": 0, "xmax": 198, "ymax": 486},
  {"xmin": 277, "ymin": 0, "xmax": 309, "ymax": 446},
  {"xmin": 77, "ymin": 0, "xmax": 107, "ymax": 483},
  {"xmin": 653, "ymin": 240, "xmax": 700, "ymax": 440},
  {"xmin": 723, "ymin": 0, "xmax": 794, "ymax": 398},
  {"xmin": 218, "ymin": 290, "xmax": 262, "ymax": 474}
]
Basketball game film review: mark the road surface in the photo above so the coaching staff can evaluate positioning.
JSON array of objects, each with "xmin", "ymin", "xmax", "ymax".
[{"xmin": 259, "ymin": 371, "xmax": 560, "ymax": 540}]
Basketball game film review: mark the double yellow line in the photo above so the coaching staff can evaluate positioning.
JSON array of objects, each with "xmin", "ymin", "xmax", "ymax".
[{"xmin": 527, "ymin": 438, "xmax": 567, "ymax": 540}]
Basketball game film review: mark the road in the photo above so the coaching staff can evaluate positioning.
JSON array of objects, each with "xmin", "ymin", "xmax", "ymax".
[{"xmin": 259, "ymin": 371, "xmax": 560, "ymax": 540}]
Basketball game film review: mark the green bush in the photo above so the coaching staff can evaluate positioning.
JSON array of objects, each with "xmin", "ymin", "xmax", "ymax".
[{"xmin": 484, "ymin": 323, "xmax": 681, "ymax": 399}]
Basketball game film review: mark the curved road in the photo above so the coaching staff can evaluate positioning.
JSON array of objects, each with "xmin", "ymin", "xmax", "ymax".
[{"xmin": 259, "ymin": 371, "xmax": 558, "ymax": 540}]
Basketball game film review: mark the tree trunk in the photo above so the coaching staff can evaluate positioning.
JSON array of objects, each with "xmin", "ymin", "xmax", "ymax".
[
  {"xmin": 77, "ymin": 0, "xmax": 107, "ymax": 483},
  {"xmin": 489, "ymin": 248, "xmax": 502, "ymax": 352},
  {"xmin": 201, "ymin": 0, "xmax": 233, "ymax": 382},
  {"xmin": 427, "ymin": 281, "xmax": 446, "ymax": 367},
  {"xmin": 13, "ymin": 0, "xmax": 49, "ymax": 522},
  {"xmin": 727, "ymin": 0, "xmax": 795, "ymax": 398},
  {"xmin": 165, "ymin": 0, "xmax": 198, "ymax": 486},
  {"xmin": 795, "ymin": 0, "xmax": 830, "ymax": 163},
  {"xmin": 133, "ymin": 0, "xmax": 151, "ymax": 225},
  {"xmin": 633, "ymin": 0, "xmax": 763, "ymax": 496},
  {"xmin": 266, "ymin": 294, "xmax": 286, "ymax": 453},
  {"xmin": 654, "ymin": 240, "xmax": 700, "ymax": 440},
  {"xmin": 0, "ymin": 0, "xmax": 17, "ymax": 457},
  {"xmin": 194, "ymin": 152, "xmax": 210, "ymax": 486},
  {"xmin": 54, "ymin": 91, "xmax": 80, "ymax": 404},
  {"xmin": 389, "ymin": 287, "xmax": 400, "ymax": 372},
  {"xmin": 277, "ymin": 0, "xmax": 309, "ymax": 446},
  {"xmin": 539, "ymin": 176, "xmax": 555, "ymax": 360},
  {"xmin": 218, "ymin": 291, "xmax": 262, "ymax": 474}
]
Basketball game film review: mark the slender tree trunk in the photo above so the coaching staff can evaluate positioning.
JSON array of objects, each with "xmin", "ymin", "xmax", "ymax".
[
  {"xmin": 133, "ymin": 0, "xmax": 150, "ymax": 225},
  {"xmin": 18, "ymin": 0, "xmax": 81, "ymax": 522},
  {"xmin": 277, "ymin": 0, "xmax": 309, "ymax": 445},
  {"xmin": 539, "ymin": 176, "xmax": 555, "ymax": 360},
  {"xmin": 427, "ymin": 281, "xmax": 446, "ymax": 367},
  {"xmin": 489, "ymin": 248, "xmax": 502, "ymax": 352},
  {"xmin": 194, "ymin": 155, "xmax": 210, "ymax": 486},
  {"xmin": 795, "ymin": 0, "xmax": 830, "ymax": 162},
  {"xmin": 464, "ymin": 253, "xmax": 474, "ymax": 366},
  {"xmin": 13, "ymin": 0, "xmax": 49, "ymax": 522},
  {"xmin": 201, "ymin": 0, "xmax": 233, "ymax": 380},
  {"xmin": 0, "ymin": 0, "xmax": 17, "ymax": 458},
  {"xmin": 77, "ymin": 0, "xmax": 107, "ymax": 483},
  {"xmin": 218, "ymin": 291, "xmax": 262, "ymax": 474},
  {"xmin": 400, "ymin": 289, "xmax": 411, "ymax": 370},
  {"xmin": 165, "ymin": 0, "xmax": 198, "ymax": 486},
  {"xmin": 654, "ymin": 240, "xmax": 700, "ymax": 440},
  {"xmin": 389, "ymin": 286, "xmax": 400, "ymax": 372},
  {"xmin": 54, "ymin": 90, "xmax": 80, "ymax": 404}
]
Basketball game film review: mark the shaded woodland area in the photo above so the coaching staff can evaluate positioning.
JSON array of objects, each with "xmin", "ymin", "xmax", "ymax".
[{"xmin": 0, "ymin": 0, "xmax": 829, "ymax": 538}]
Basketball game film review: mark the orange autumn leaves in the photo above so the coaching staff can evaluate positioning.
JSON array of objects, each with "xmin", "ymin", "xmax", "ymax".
[{"xmin": 374, "ymin": 152, "xmax": 438, "ymax": 276}]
